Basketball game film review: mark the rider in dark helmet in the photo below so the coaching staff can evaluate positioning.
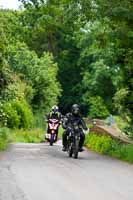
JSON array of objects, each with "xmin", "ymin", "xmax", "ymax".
[{"xmin": 62, "ymin": 104, "xmax": 88, "ymax": 152}]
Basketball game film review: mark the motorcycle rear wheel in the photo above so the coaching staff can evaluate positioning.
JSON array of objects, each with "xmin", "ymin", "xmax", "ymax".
[{"xmin": 50, "ymin": 134, "xmax": 54, "ymax": 146}]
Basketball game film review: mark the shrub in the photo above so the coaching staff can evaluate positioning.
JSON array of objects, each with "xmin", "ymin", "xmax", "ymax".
[
  {"xmin": 2, "ymin": 99, "xmax": 33, "ymax": 129},
  {"xmin": 125, "ymin": 145, "xmax": 133, "ymax": 163},
  {"xmin": 0, "ymin": 127, "xmax": 10, "ymax": 150},
  {"xmin": 0, "ymin": 102, "xmax": 8, "ymax": 127},
  {"xmin": 85, "ymin": 134, "xmax": 115, "ymax": 154},
  {"xmin": 88, "ymin": 96, "xmax": 109, "ymax": 119},
  {"xmin": 85, "ymin": 133, "xmax": 133, "ymax": 163},
  {"xmin": 11, "ymin": 99, "xmax": 33, "ymax": 129},
  {"xmin": 113, "ymin": 116, "xmax": 133, "ymax": 139},
  {"xmin": 2, "ymin": 102, "xmax": 20, "ymax": 128},
  {"xmin": 123, "ymin": 126, "xmax": 133, "ymax": 139}
]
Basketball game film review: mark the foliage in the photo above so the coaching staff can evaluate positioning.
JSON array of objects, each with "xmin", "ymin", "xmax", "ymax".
[
  {"xmin": 85, "ymin": 133, "xmax": 133, "ymax": 163},
  {"xmin": 123, "ymin": 126, "xmax": 133, "ymax": 139},
  {"xmin": 0, "ymin": 0, "xmax": 133, "ymax": 146},
  {"xmin": 0, "ymin": 127, "xmax": 10, "ymax": 150},
  {"xmin": 114, "ymin": 116, "xmax": 133, "ymax": 138},
  {"xmin": 0, "ymin": 8, "xmax": 61, "ymax": 133},
  {"xmin": 0, "ymin": 99, "xmax": 33, "ymax": 129},
  {"xmin": 58, "ymin": 126, "xmax": 64, "ymax": 139},
  {"xmin": 84, "ymin": 96, "xmax": 109, "ymax": 119},
  {"xmin": 17, "ymin": 0, "xmax": 133, "ymax": 123},
  {"xmin": 7, "ymin": 42, "xmax": 61, "ymax": 112},
  {"xmin": 85, "ymin": 134, "xmax": 116, "ymax": 154},
  {"xmin": 12, "ymin": 128, "xmax": 45, "ymax": 143},
  {"xmin": 113, "ymin": 88, "xmax": 130, "ymax": 116}
]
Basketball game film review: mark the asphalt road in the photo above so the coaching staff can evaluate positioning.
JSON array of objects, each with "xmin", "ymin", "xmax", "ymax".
[{"xmin": 0, "ymin": 141, "xmax": 133, "ymax": 200}]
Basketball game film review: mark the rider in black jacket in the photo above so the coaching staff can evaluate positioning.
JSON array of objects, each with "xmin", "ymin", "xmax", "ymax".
[{"xmin": 62, "ymin": 104, "xmax": 88, "ymax": 152}]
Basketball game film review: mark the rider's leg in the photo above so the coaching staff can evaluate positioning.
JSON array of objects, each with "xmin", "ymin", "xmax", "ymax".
[
  {"xmin": 55, "ymin": 128, "xmax": 58, "ymax": 141},
  {"xmin": 62, "ymin": 130, "xmax": 68, "ymax": 151},
  {"xmin": 79, "ymin": 131, "xmax": 85, "ymax": 151},
  {"xmin": 45, "ymin": 125, "xmax": 49, "ymax": 140}
]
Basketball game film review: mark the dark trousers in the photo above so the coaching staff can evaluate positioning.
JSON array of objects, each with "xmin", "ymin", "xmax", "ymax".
[{"xmin": 62, "ymin": 129, "xmax": 85, "ymax": 148}]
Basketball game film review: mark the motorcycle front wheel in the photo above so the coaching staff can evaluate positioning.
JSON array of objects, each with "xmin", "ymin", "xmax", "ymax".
[
  {"xmin": 68, "ymin": 142, "xmax": 73, "ymax": 157},
  {"xmin": 73, "ymin": 138, "xmax": 79, "ymax": 159}
]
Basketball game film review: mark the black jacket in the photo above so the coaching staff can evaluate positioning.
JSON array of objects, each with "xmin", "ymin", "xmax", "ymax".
[
  {"xmin": 46, "ymin": 112, "xmax": 61, "ymax": 120},
  {"xmin": 62, "ymin": 113, "xmax": 87, "ymax": 130}
]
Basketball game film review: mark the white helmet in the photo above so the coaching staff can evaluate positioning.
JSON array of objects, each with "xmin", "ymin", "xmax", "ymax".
[{"xmin": 52, "ymin": 105, "xmax": 59, "ymax": 113}]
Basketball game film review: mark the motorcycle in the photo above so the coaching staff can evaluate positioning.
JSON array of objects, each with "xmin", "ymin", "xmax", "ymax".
[
  {"xmin": 67, "ymin": 122, "xmax": 81, "ymax": 159},
  {"xmin": 45, "ymin": 119, "xmax": 60, "ymax": 146}
]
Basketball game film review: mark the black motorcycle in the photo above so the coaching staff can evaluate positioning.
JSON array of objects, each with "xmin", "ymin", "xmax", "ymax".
[{"xmin": 67, "ymin": 121, "xmax": 81, "ymax": 159}]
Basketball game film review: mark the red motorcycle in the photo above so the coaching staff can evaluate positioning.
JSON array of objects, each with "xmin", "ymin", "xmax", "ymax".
[{"xmin": 45, "ymin": 119, "xmax": 60, "ymax": 146}]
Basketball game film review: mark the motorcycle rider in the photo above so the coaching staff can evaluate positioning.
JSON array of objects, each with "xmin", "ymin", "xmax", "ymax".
[
  {"xmin": 46, "ymin": 105, "xmax": 61, "ymax": 121},
  {"xmin": 62, "ymin": 104, "xmax": 88, "ymax": 152},
  {"xmin": 45, "ymin": 105, "xmax": 61, "ymax": 140}
]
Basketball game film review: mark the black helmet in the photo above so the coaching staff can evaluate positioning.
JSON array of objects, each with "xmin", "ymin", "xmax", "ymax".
[{"xmin": 71, "ymin": 104, "xmax": 80, "ymax": 115}]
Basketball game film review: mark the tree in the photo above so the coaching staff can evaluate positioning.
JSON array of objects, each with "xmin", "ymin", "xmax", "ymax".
[{"xmin": 7, "ymin": 42, "xmax": 61, "ymax": 112}]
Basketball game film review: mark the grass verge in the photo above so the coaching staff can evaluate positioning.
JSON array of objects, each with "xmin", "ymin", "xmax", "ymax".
[
  {"xmin": 85, "ymin": 133, "xmax": 133, "ymax": 164},
  {"xmin": 12, "ymin": 128, "xmax": 45, "ymax": 143},
  {"xmin": 0, "ymin": 127, "xmax": 10, "ymax": 151}
]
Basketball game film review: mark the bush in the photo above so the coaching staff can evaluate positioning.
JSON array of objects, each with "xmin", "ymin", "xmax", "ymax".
[
  {"xmin": 2, "ymin": 102, "xmax": 20, "ymax": 128},
  {"xmin": 125, "ymin": 145, "xmax": 133, "ymax": 163},
  {"xmin": 2, "ymin": 99, "xmax": 33, "ymax": 129},
  {"xmin": 85, "ymin": 134, "xmax": 115, "ymax": 154},
  {"xmin": 114, "ymin": 116, "xmax": 133, "ymax": 139},
  {"xmin": 123, "ymin": 126, "xmax": 133, "ymax": 139},
  {"xmin": 11, "ymin": 99, "xmax": 33, "ymax": 129},
  {"xmin": 85, "ymin": 133, "xmax": 133, "ymax": 163},
  {"xmin": 88, "ymin": 96, "xmax": 109, "ymax": 119},
  {"xmin": 0, "ymin": 127, "xmax": 10, "ymax": 150}
]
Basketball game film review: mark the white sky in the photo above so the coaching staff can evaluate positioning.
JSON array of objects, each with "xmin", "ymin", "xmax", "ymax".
[{"xmin": 0, "ymin": 0, "xmax": 22, "ymax": 10}]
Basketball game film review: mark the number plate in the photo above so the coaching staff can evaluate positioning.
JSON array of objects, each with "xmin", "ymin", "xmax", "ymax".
[{"xmin": 46, "ymin": 133, "xmax": 51, "ymax": 139}]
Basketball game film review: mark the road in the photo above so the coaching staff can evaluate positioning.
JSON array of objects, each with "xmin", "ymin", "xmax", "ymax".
[{"xmin": 0, "ymin": 141, "xmax": 133, "ymax": 200}]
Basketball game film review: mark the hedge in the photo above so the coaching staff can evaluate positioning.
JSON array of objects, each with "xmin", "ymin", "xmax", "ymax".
[{"xmin": 85, "ymin": 133, "xmax": 133, "ymax": 163}]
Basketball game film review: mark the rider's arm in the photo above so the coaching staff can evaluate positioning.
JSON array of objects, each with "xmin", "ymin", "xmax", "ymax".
[
  {"xmin": 62, "ymin": 117, "xmax": 68, "ymax": 129},
  {"xmin": 62, "ymin": 113, "xmax": 71, "ymax": 129},
  {"xmin": 80, "ymin": 118, "xmax": 88, "ymax": 130},
  {"xmin": 46, "ymin": 114, "xmax": 50, "ymax": 121},
  {"xmin": 58, "ymin": 113, "xmax": 62, "ymax": 121}
]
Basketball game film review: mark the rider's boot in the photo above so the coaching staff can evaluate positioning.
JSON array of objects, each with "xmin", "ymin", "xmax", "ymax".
[
  {"xmin": 62, "ymin": 146, "xmax": 67, "ymax": 151},
  {"xmin": 78, "ymin": 147, "xmax": 84, "ymax": 152}
]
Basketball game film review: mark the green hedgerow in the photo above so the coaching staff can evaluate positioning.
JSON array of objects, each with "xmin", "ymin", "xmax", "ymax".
[
  {"xmin": 85, "ymin": 134, "xmax": 115, "ymax": 154},
  {"xmin": 0, "ymin": 127, "xmax": 10, "ymax": 150},
  {"xmin": 85, "ymin": 133, "xmax": 133, "ymax": 163},
  {"xmin": 89, "ymin": 96, "xmax": 109, "ymax": 119},
  {"xmin": 11, "ymin": 99, "xmax": 33, "ymax": 129},
  {"xmin": 2, "ymin": 99, "xmax": 33, "ymax": 129}
]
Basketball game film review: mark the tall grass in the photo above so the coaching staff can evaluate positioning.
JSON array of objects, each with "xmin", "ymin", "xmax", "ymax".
[
  {"xmin": 12, "ymin": 128, "xmax": 45, "ymax": 143},
  {"xmin": 85, "ymin": 133, "xmax": 133, "ymax": 163},
  {"xmin": 0, "ymin": 127, "xmax": 10, "ymax": 150}
]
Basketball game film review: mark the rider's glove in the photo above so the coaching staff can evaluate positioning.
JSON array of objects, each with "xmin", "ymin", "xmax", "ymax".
[{"xmin": 83, "ymin": 128, "xmax": 90, "ymax": 134}]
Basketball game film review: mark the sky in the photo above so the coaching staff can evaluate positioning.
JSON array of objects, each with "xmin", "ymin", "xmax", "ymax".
[{"xmin": 0, "ymin": 0, "xmax": 22, "ymax": 10}]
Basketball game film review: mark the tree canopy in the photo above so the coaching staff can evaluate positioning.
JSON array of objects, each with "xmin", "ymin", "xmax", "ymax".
[{"xmin": 0, "ymin": 0, "xmax": 132, "ymax": 132}]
